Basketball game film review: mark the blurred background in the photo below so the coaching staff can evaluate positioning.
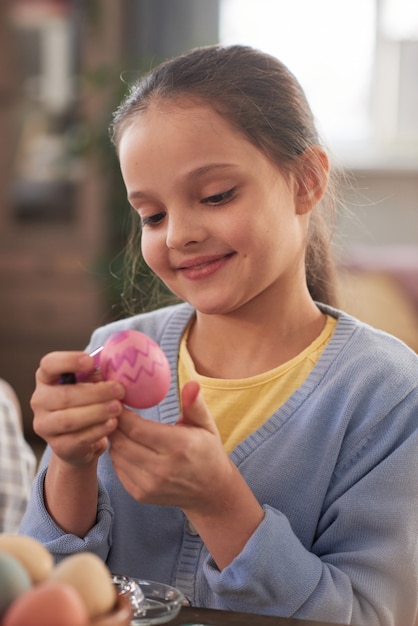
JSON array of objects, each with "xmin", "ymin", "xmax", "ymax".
[{"xmin": 0, "ymin": 0, "xmax": 417, "ymax": 447}]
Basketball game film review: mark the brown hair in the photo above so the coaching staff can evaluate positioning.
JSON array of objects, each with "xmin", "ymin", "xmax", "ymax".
[{"xmin": 110, "ymin": 44, "xmax": 339, "ymax": 309}]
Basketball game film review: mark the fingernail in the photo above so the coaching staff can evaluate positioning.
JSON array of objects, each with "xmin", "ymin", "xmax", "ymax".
[
  {"xmin": 110, "ymin": 382, "xmax": 125, "ymax": 399},
  {"xmin": 78, "ymin": 354, "xmax": 93, "ymax": 369},
  {"xmin": 104, "ymin": 417, "xmax": 118, "ymax": 431},
  {"xmin": 108, "ymin": 400, "xmax": 121, "ymax": 414}
]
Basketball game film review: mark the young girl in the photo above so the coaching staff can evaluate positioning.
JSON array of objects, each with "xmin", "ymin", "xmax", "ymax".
[{"xmin": 21, "ymin": 45, "xmax": 418, "ymax": 626}]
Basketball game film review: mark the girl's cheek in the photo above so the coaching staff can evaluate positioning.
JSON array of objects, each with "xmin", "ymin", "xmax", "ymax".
[{"xmin": 141, "ymin": 234, "xmax": 166, "ymax": 275}]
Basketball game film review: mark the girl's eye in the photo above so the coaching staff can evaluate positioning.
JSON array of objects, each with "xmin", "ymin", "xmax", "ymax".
[
  {"xmin": 201, "ymin": 188, "xmax": 236, "ymax": 205},
  {"xmin": 140, "ymin": 211, "xmax": 166, "ymax": 227}
]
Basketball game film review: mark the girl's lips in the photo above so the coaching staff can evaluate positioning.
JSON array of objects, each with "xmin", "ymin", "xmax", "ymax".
[{"xmin": 177, "ymin": 253, "xmax": 234, "ymax": 279}]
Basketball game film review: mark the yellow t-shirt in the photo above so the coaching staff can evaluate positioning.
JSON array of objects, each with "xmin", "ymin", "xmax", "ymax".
[{"xmin": 178, "ymin": 315, "xmax": 337, "ymax": 454}]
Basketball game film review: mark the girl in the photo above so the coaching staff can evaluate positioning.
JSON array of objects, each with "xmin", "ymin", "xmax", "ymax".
[{"xmin": 21, "ymin": 45, "xmax": 418, "ymax": 626}]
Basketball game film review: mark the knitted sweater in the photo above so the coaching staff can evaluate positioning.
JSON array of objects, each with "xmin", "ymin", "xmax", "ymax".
[{"xmin": 20, "ymin": 303, "xmax": 418, "ymax": 625}]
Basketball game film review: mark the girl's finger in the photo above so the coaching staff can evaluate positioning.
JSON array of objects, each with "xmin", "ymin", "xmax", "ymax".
[
  {"xmin": 32, "ymin": 379, "xmax": 125, "ymax": 413},
  {"xmin": 36, "ymin": 352, "xmax": 96, "ymax": 384},
  {"xmin": 33, "ymin": 398, "xmax": 123, "ymax": 438},
  {"xmin": 178, "ymin": 381, "xmax": 219, "ymax": 436}
]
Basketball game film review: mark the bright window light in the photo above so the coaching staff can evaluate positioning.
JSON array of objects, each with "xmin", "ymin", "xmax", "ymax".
[
  {"xmin": 381, "ymin": 0, "xmax": 418, "ymax": 39},
  {"xmin": 220, "ymin": 0, "xmax": 376, "ymax": 150}
]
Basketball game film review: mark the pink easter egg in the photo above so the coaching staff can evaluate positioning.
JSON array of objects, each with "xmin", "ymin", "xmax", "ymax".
[{"xmin": 100, "ymin": 330, "xmax": 171, "ymax": 408}]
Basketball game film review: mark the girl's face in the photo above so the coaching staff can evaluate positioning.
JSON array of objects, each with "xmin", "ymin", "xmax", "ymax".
[{"xmin": 118, "ymin": 101, "xmax": 314, "ymax": 317}]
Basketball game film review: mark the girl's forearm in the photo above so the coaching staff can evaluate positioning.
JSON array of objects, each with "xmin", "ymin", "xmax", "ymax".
[{"xmin": 44, "ymin": 454, "xmax": 99, "ymax": 538}]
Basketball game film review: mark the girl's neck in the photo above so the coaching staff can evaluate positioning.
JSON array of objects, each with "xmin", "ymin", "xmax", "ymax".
[{"xmin": 187, "ymin": 293, "xmax": 326, "ymax": 379}]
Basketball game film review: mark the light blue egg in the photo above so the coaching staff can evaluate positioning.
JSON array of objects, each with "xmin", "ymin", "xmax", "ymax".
[{"xmin": 0, "ymin": 551, "xmax": 32, "ymax": 617}]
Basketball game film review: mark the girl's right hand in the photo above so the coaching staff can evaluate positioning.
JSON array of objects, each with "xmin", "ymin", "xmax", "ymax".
[{"xmin": 31, "ymin": 351, "xmax": 126, "ymax": 467}]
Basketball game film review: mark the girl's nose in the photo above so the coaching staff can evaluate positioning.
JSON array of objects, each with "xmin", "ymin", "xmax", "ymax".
[{"xmin": 165, "ymin": 211, "xmax": 205, "ymax": 250}]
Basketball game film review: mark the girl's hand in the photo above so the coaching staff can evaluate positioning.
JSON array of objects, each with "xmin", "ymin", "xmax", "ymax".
[
  {"xmin": 31, "ymin": 351, "xmax": 126, "ymax": 467},
  {"xmin": 108, "ymin": 381, "xmax": 233, "ymax": 511},
  {"xmin": 109, "ymin": 381, "xmax": 264, "ymax": 568}
]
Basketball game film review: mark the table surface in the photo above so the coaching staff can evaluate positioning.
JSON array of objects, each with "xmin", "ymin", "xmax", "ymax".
[{"xmin": 169, "ymin": 606, "xmax": 345, "ymax": 625}]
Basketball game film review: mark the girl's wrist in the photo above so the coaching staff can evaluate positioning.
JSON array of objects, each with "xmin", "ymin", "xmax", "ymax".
[{"xmin": 182, "ymin": 462, "xmax": 265, "ymax": 569}]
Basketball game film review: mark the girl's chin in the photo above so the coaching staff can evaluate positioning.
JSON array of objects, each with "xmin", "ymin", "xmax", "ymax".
[
  {"xmin": 186, "ymin": 297, "xmax": 241, "ymax": 316},
  {"xmin": 168, "ymin": 284, "xmax": 244, "ymax": 315}
]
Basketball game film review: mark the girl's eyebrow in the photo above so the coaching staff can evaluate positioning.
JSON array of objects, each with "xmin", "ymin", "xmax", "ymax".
[
  {"xmin": 128, "ymin": 163, "xmax": 238, "ymax": 202},
  {"xmin": 128, "ymin": 190, "xmax": 153, "ymax": 202},
  {"xmin": 184, "ymin": 163, "xmax": 238, "ymax": 180}
]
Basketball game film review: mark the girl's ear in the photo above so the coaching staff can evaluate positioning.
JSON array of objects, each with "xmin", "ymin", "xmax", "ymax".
[{"xmin": 295, "ymin": 146, "xmax": 330, "ymax": 215}]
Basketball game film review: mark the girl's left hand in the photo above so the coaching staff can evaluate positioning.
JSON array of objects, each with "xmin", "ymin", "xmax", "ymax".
[
  {"xmin": 108, "ymin": 381, "xmax": 233, "ymax": 513},
  {"xmin": 109, "ymin": 380, "xmax": 265, "ymax": 569}
]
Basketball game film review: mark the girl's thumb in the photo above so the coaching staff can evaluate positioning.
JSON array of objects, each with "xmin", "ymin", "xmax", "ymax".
[{"xmin": 178, "ymin": 381, "xmax": 218, "ymax": 435}]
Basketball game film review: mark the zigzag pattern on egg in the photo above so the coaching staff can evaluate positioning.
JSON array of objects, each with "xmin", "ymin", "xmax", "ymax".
[
  {"xmin": 100, "ymin": 330, "xmax": 171, "ymax": 409},
  {"xmin": 102, "ymin": 343, "xmax": 167, "ymax": 383}
]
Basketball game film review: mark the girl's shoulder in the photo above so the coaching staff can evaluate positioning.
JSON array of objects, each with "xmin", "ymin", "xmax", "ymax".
[{"xmin": 320, "ymin": 303, "xmax": 418, "ymax": 385}]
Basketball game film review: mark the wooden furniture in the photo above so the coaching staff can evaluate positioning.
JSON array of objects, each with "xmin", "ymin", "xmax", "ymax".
[{"xmin": 170, "ymin": 606, "xmax": 351, "ymax": 625}]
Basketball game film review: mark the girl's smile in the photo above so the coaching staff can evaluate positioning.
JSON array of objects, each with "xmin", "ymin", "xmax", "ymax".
[
  {"xmin": 175, "ymin": 252, "xmax": 236, "ymax": 280},
  {"xmin": 118, "ymin": 100, "xmax": 313, "ymax": 318}
]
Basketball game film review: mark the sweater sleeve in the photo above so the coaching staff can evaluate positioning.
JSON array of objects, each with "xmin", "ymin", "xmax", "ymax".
[
  {"xmin": 19, "ymin": 462, "xmax": 114, "ymax": 564},
  {"xmin": 203, "ymin": 390, "xmax": 418, "ymax": 626}
]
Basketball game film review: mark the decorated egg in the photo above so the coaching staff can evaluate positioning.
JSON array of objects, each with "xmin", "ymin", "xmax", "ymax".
[
  {"xmin": 0, "ymin": 552, "xmax": 31, "ymax": 617},
  {"xmin": 0, "ymin": 534, "xmax": 53, "ymax": 584},
  {"xmin": 48, "ymin": 552, "xmax": 116, "ymax": 619},
  {"xmin": 100, "ymin": 330, "xmax": 171, "ymax": 408},
  {"xmin": 2, "ymin": 581, "xmax": 88, "ymax": 626}
]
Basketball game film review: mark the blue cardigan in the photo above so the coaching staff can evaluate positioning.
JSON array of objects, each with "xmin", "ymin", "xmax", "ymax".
[{"xmin": 21, "ymin": 303, "xmax": 418, "ymax": 625}]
